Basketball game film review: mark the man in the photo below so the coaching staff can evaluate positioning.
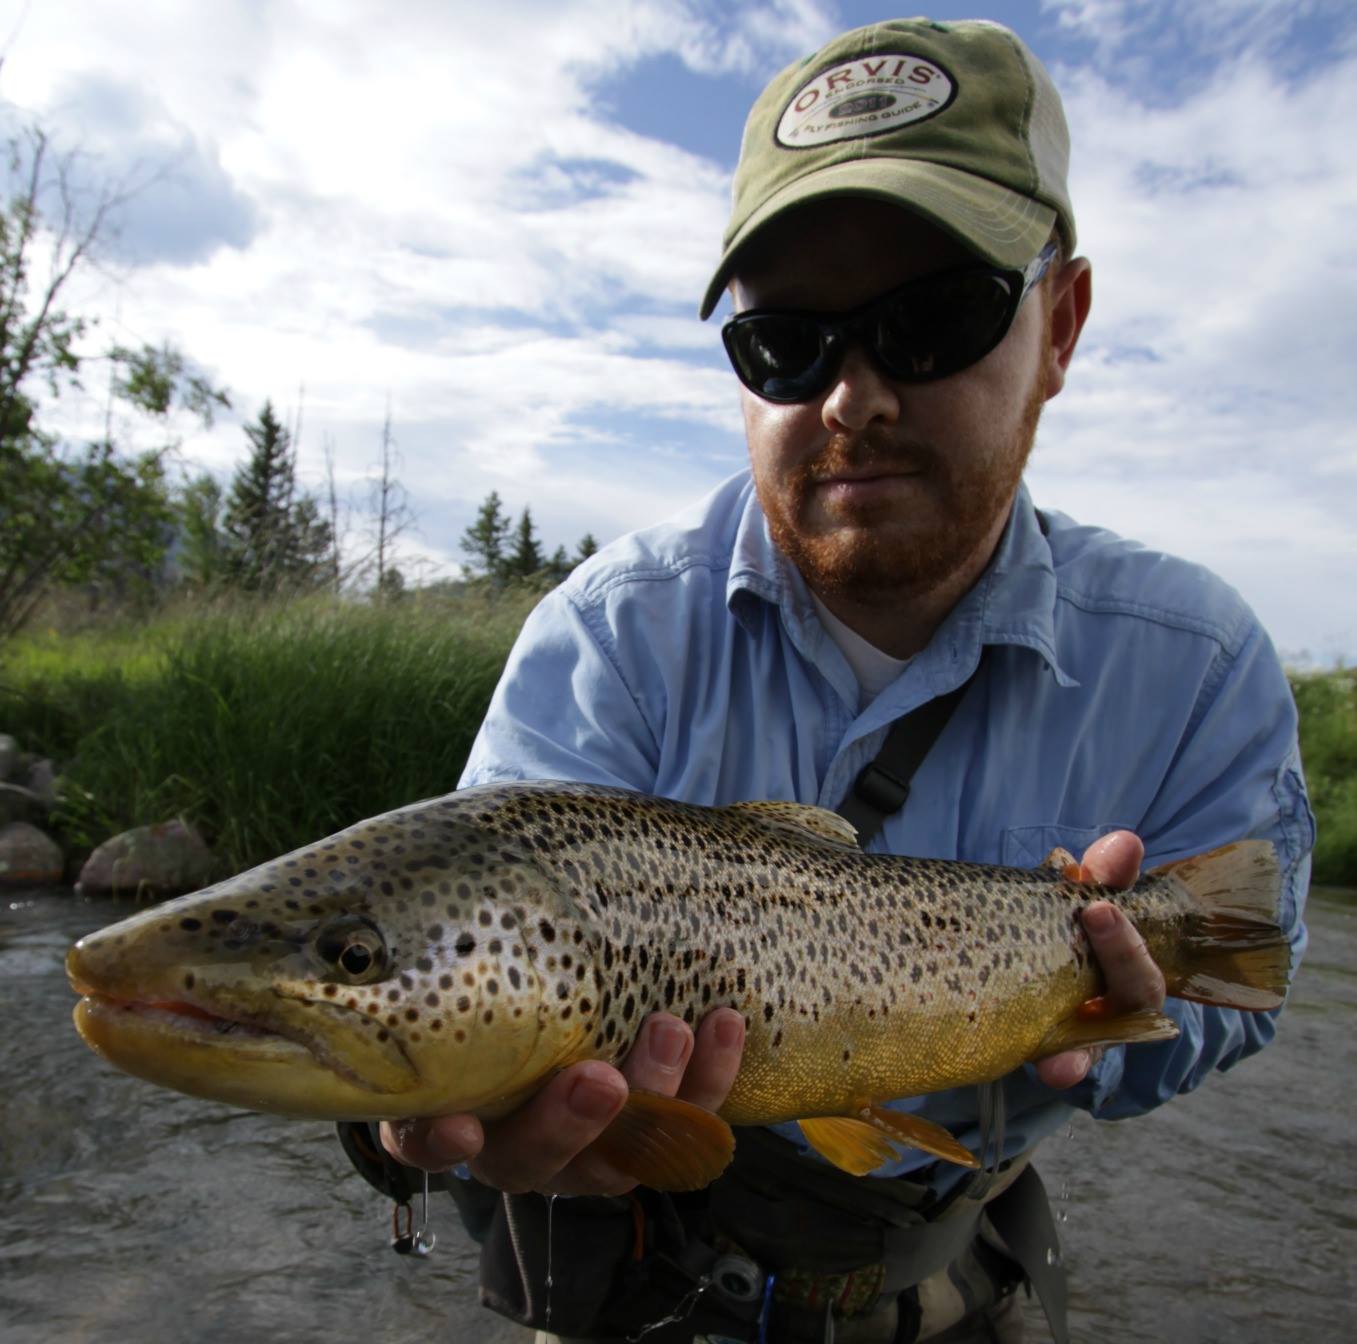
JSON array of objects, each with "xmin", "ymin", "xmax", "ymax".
[{"xmin": 366, "ymin": 17, "xmax": 1311, "ymax": 1343}]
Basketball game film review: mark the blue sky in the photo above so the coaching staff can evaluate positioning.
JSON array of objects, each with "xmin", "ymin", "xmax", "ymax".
[{"xmin": 2, "ymin": 0, "xmax": 1354, "ymax": 662}]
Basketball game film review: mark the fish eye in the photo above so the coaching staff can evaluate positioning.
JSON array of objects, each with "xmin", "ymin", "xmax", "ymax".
[{"xmin": 313, "ymin": 914, "xmax": 389, "ymax": 985}]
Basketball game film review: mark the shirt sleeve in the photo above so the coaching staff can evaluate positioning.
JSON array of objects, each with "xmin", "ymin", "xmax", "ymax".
[
  {"xmin": 1063, "ymin": 618, "xmax": 1315, "ymax": 1120},
  {"xmin": 459, "ymin": 585, "xmax": 662, "ymax": 792}
]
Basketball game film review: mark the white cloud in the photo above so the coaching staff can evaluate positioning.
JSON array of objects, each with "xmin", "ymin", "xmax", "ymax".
[
  {"xmin": 1028, "ymin": 14, "xmax": 1357, "ymax": 660},
  {"xmin": 1, "ymin": 0, "xmax": 1352, "ymax": 658}
]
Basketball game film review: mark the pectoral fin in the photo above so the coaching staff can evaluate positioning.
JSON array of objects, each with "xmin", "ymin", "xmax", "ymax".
[
  {"xmin": 591, "ymin": 1089, "xmax": 735, "ymax": 1191},
  {"xmin": 1035, "ymin": 1006, "xmax": 1180, "ymax": 1058},
  {"xmin": 799, "ymin": 1105, "xmax": 979, "ymax": 1175}
]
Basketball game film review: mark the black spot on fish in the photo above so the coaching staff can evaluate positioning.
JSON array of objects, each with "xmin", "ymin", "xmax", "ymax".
[
  {"xmin": 179, "ymin": 918, "xmax": 202, "ymax": 931},
  {"xmin": 455, "ymin": 934, "xmax": 475, "ymax": 956}
]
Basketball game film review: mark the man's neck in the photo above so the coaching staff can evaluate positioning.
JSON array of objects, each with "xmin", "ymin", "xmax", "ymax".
[{"xmin": 808, "ymin": 508, "xmax": 1010, "ymax": 660}]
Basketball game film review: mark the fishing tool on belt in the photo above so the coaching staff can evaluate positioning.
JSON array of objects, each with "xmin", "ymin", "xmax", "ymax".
[
  {"xmin": 335, "ymin": 1122, "xmax": 442, "ymax": 1259},
  {"xmin": 391, "ymin": 1169, "xmax": 437, "ymax": 1257}
]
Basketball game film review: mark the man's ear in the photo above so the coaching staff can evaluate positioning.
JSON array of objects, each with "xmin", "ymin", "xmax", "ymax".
[{"xmin": 1043, "ymin": 258, "xmax": 1092, "ymax": 401}]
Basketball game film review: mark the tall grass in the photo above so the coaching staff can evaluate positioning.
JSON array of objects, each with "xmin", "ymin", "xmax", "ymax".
[
  {"xmin": 4, "ymin": 600, "xmax": 1354, "ymax": 887},
  {"xmin": 1, "ymin": 591, "xmax": 537, "ymax": 875},
  {"xmin": 1290, "ymin": 667, "xmax": 1357, "ymax": 886}
]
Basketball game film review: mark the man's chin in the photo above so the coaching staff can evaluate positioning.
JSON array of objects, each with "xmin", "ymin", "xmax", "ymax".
[{"xmin": 780, "ymin": 526, "xmax": 967, "ymax": 600}]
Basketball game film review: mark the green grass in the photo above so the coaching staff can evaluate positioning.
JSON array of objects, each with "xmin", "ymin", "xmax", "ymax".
[
  {"xmin": 4, "ymin": 599, "xmax": 1354, "ymax": 887},
  {"xmin": 0, "ymin": 590, "xmax": 537, "ymax": 875},
  {"xmin": 1290, "ymin": 667, "xmax": 1357, "ymax": 886}
]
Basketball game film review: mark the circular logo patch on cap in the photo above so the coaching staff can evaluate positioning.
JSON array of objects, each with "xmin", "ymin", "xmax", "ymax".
[{"xmin": 776, "ymin": 52, "xmax": 955, "ymax": 148}]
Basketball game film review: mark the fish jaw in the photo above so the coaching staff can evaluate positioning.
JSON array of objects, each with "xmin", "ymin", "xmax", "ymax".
[
  {"xmin": 69, "ymin": 993, "xmax": 417, "ymax": 1119},
  {"xmin": 66, "ymin": 936, "xmax": 428, "ymax": 1117}
]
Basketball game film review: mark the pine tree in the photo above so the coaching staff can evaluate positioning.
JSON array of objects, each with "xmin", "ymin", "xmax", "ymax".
[
  {"xmin": 221, "ymin": 401, "xmax": 333, "ymax": 593},
  {"xmin": 505, "ymin": 507, "xmax": 544, "ymax": 579},
  {"xmin": 223, "ymin": 401, "xmax": 294, "ymax": 590},
  {"xmin": 280, "ymin": 493, "xmax": 335, "ymax": 589},
  {"xmin": 461, "ymin": 491, "xmax": 510, "ymax": 578},
  {"xmin": 545, "ymin": 544, "xmax": 572, "ymax": 583},
  {"xmin": 575, "ymin": 532, "xmax": 599, "ymax": 563}
]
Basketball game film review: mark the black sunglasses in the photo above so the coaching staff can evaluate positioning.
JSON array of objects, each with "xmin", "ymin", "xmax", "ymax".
[{"xmin": 722, "ymin": 243, "xmax": 1057, "ymax": 404}]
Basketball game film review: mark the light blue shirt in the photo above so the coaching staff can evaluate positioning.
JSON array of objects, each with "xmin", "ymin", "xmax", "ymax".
[{"xmin": 460, "ymin": 471, "xmax": 1312, "ymax": 1191}]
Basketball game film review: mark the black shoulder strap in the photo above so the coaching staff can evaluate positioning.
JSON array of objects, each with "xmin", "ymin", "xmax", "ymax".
[{"xmin": 836, "ymin": 653, "xmax": 987, "ymax": 847}]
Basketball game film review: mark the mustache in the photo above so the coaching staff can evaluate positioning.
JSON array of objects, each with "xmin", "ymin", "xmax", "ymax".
[{"xmin": 805, "ymin": 430, "xmax": 939, "ymax": 481}]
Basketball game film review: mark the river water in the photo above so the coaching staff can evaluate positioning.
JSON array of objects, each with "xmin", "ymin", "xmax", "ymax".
[{"xmin": 2, "ymin": 887, "xmax": 1353, "ymax": 1343}]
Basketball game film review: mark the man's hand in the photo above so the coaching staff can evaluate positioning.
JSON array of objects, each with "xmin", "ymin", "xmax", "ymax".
[
  {"xmin": 379, "ymin": 1006, "xmax": 746, "ymax": 1197},
  {"xmin": 1034, "ymin": 829, "xmax": 1167, "ymax": 1090}
]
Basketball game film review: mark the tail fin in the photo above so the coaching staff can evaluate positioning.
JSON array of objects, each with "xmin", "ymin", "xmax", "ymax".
[{"xmin": 1148, "ymin": 840, "xmax": 1290, "ymax": 1011}]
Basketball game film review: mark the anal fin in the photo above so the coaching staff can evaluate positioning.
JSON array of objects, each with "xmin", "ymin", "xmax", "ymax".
[
  {"xmin": 592, "ymin": 1089, "xmax": 735, "ymax": 1192},
  {"xmin": 863, "ymin": 1104, "xmax": 979, "ymax": 1169},
  {"xmin": 1036, "ymin": 1006, "xmax": 1180, "ymax": 1058},
  {"xmin": 798, "ymin": 1116, "xmax": 899, "ymax": 1175},
  {"xmin": 799, "ymin": 1106, "xmax": 979, "ymax": 1175}
]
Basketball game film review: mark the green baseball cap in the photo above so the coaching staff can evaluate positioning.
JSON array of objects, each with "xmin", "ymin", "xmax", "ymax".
[{"xmin": 700, "ymin": 17, "xmax": 1076, "ymax": 319}]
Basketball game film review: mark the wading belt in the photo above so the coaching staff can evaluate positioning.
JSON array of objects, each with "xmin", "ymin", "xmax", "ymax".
[{"xmin": 708, "ymin": 1125, "xmax": 1069, "ymax": 1344}]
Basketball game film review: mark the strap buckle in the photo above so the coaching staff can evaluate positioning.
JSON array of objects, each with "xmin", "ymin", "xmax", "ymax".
[{"xmin": 852, "ymin": 762, "xmax": 911, "ymax": 816}]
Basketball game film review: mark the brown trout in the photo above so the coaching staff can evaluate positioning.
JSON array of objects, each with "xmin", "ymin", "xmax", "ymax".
[{"xmin": 67, "ymin": 781, "xmax": 1289, "ymax": 1188}]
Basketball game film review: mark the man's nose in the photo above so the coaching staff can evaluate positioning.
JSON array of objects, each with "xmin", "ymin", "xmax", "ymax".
[{"xmin": 819, "ymin": 345, "xmax": 902, "ymax": 434}]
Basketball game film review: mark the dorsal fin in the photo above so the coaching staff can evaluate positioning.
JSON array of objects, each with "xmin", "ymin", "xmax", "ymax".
[{"xmin": 728, "ymin": 801, "xmax": 859, "ymax": 849}]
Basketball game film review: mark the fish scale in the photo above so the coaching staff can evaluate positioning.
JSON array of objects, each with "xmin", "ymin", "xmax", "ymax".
[{"xmin": 67, "ymin": 780, "xmax": 1290, "ymax": 1188}]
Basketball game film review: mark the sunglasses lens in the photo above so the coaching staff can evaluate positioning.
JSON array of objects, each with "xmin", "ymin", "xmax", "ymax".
[
  {"xmin": 725, "ymin": 315, "xmax": 829, "ymax": 403},
  {"xmin": 723, "ymin": 267, "xmax": 1023, "ymax": 401},
  {"xmin": 874, "ymin": 272, "xmax": 1017, "ymax": 381}
]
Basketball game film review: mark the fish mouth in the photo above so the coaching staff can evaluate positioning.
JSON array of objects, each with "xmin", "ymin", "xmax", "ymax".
[
  {"xmin": 76, "ymin": 991, "xmax": 295, "ymax": 1045},
  {"xmin": 69, "ymin": 938, "xmax": 420, "ymax": 1106}
]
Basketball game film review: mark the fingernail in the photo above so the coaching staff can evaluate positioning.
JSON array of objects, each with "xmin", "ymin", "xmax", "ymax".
[
  {"xmin": 649, "ymin": 1020, "xmax": 688, "ymax": 1069},
  {"xmin": 715, "ymin": 1014, "xmax": 745, "ymax": 1050},
  {"xmin": 1085, "ymin": 903, "xmax": 1116, "ymax": 934},
  {"xmin": 569, "ymin": 1074, "xmax": 623, "ymax": 1123}
]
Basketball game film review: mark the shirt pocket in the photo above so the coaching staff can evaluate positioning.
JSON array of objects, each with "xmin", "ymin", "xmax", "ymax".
[{"xmin": 1001, "ymin": 823, "xmax": 1130, "ymax": 869}]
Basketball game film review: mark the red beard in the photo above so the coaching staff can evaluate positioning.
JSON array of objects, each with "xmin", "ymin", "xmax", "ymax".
[{"xmin": 758, "ymin": 369, "xmax": 1047, "ymax": 603}]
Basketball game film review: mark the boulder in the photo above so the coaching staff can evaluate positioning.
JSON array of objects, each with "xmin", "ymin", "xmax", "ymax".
[
  {"xmin": 25, "ymin": 759, "xmax": 60, "ymax": 809},
  {"xmin": 77, "ymin": 819, "xmax": 215, "ymax": 898},
  {"xmin": 0, "ymin": 734, "xmax": 18, "ymax": 783},
  {"xmin": 0, "ymin": 821, "xmax": 65, "ymax": 886},
  {"xmin": 0, "ymin": 781, "xmax": 45, "ymax": 827}
]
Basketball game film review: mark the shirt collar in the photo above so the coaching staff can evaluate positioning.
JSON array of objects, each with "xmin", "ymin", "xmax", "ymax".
[{"xmin": 726, "ymin": 476, "xmax": 1078, "ymax": 690}]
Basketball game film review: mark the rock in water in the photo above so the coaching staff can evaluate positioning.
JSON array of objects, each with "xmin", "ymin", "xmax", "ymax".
[
  {"xmin": 77, "ymin": 820, "xmax": 214, "ymax": 898},
  {"xmin": 0, "ymin": 821, "xmax": 64, "ymax": 886}
]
